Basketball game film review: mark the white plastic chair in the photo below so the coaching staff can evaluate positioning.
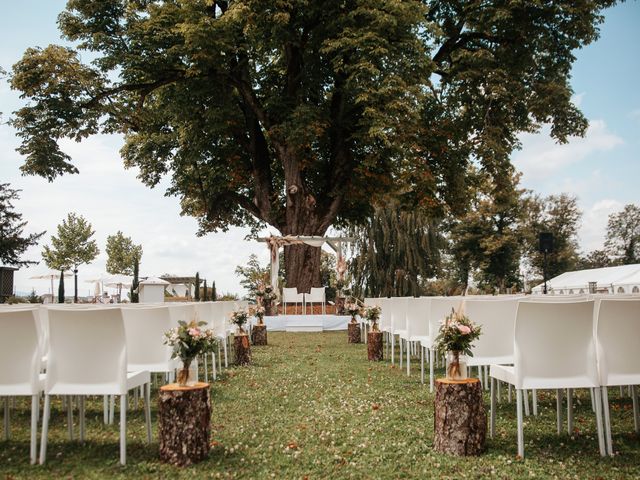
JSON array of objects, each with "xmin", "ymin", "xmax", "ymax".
[
  {"xmin": 489, "ymin": 300, "xmax": 606, "ymax": 458},
  {"xmin": 595, "ymin": 298, "xmax": 640, "ymax": 455},
  {"xmin": 282, "ymin": 287, "xmax": 304, "ymax": 315},
  {"xmin": 306, "ymin": 287, "xmax": 326, "ymax": 315},
  {"xmin": 388, "ymin": 297, "xmax": 409, "ymax": 367},
  {"xmin": 193, "ymin": 302, "xmax": 220, "ymax": 381},
  {"xmin": 406, "ymin": 297, "xmax": 430, "ymax": 378},
  {"xmin": 0, "ymin": 308, "xmax": 43, "ymax": 464},
  {"xmin": 40, "ymin": 307, "xmax": 152, "ymax": 465}
]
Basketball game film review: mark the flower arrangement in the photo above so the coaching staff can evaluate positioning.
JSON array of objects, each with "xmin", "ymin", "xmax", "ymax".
[
  {"xmin": 164, "ymin": 320, "xmax": 218, "ymax": 385},
  {"xmin": 250, "ymin": 304, "xmax": 266, "ymax": 325},
  {"xmin": 434, "ymin": 308, "xmax": 481, "ymax": 379},
  {"xmin": 256, "ymin": 283, "xmax": 277, "ymax": 302},
  {"xmin": 361, "ymin": 305, "xmax": 382, "ymax": 332},
  {"xmin": 230, "ymin": 307, "xmax": 250, "ymax": 334},
  {"xmin": 344, "ymin": 300, "xmax": 361, "ymax": 323}
]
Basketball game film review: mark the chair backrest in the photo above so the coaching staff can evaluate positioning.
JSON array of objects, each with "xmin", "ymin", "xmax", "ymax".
[
  {"xmin": 46, "ymin": 307, "xmax": 128, "ymax": 394},
  {"xmin": 307, "ymin": 287, "xmax": 326, "ymax": 302},
  {"xmin": 595, "ymin": 298, "xmax": 640, "ymax": 386},
  {"xmin": 209, "ymin": 302, "xmax": 226, "ymax": 336},
  {"xmin": 121, "ymin": 306, "xmax": 174, "ymax": 368},
  {"xmin": 389, "ymin": 297, "xmax": 409, "ymax": 333},
  {"xmin": 363, "ymin": 297, "xmax": 381, "ymax": 307},
  {"xmin": 378, "ymin": 297, "xmax": 391, "ymax": 330},
  {"xmin": 0, "ymin": 308, "xmax": 41, "ymax": 395},
  {"xmin": 406, "ymin": 297, "xmax": 430, "ymax": 338},
  {"xmin": 428, "ymin": 297, "xmax": 464, "ymax": 341},
  {"xmin": 282, "ymin": 287, "xmax": 302, "ymax": 303},
  {"xmin": 514, "ymin": 300, "xmax": 598, "ymax": 389},
  {"xmin": 525, "ymin": 294, "xmax": 589, "ymax": 302},
  {"xmin": 464, "ymin": 298, "xmax": 519, "ymax": 360},
  {"xmin": 167, "ymin": 303, "xmax": 197, "ymax": 326}
]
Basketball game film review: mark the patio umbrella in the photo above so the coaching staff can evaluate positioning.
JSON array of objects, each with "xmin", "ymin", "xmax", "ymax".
[
  {"xmin": 29, "ymin": 271, "xmax": 73, "ymax": 300},
  {"xmin": 102, "ymin": 274, "xmax": 133, "ymax": 302}
]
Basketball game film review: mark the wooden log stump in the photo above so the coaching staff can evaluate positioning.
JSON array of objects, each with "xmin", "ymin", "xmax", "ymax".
[
  {"xmin": 433, "ymin": 378, "xmax": 486, "ymax": 456},
  {"xmin": 348, "ymin": 322, "xmax": 361, "ymax": 343},
  {"xmin": 234, "ymin": 334, "xmax": 252, "ymax": 365},
  {"xmin": 251, "ymin": 324, "xmax": 268, "ymax": 346},
  {"xmin": 367, "ymin": 331, "xmax": 383, "ymax": 361},
  {"xmin": 159, "ymin": 382, "xmax": 211, "ymax": 466}
]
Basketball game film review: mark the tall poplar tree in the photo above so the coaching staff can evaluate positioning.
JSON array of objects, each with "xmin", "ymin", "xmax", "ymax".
[{"xmin": 10, "ymin": 0, "xmax": 616, "ymax": 289}]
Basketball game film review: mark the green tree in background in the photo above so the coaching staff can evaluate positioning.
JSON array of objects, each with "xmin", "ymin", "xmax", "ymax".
[
  {"xmin": 194, "ymin": 272, "xmax": 200, "ymax": 301},
  {"xmin": 211, "ymin": 281, "xmax": 217, "ymax": 302},
  {"xmin": 10, "ymin": 1, "xmax": 615, "ymax": 290},
  {"xmin": 42, "ymin": 212, "xmax": 99, "ymax": 302},
  {"xmin": 522, "ymin": 193, "xmax": 582, "ymax": 280},
  {"xmin": 130, "ymin": 256, "xmax": 140, "ymax": 303},
  {"xmin": 577, "ymin": 249, "xmax": 613, "ymax": 270},
  {"xmin": 105, "ymin": 231, "xmax": 142, "ymax": 275},
  {"xmin": 0, "ymin": 183, "xmax": 45, "ymax": 267},
  {"xmin": 605, "ymin": 204, "xmax": 640, "ymax": 265},
  {"xmin": 346, "ymin": 202, "xmax": 444, "ymax": 297}
]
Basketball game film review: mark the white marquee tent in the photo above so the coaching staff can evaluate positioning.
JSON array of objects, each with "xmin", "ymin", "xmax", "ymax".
[{"xmin": 532, "ymin": 263, "xmax": 640, "ymax": 295}]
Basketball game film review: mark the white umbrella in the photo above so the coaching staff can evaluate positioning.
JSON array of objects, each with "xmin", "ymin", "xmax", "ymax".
[{"xmin": 30, "ymin": 271, "xmax": 73, "ymax": 300}]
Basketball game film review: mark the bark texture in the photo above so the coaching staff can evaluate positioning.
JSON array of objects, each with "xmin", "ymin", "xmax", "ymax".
[
  {"xmin": 348, "ymin": 322, "xmax": 361, "ymax": 344},
  {"xmin": 158, "ymin": 382, "xmax": 211, "ymax": 466},
  {"xmin": 234, "ymin": 334, "xmax": 252, "ymax": 365},
  {"xmin": 367, "ymin": 331, "xmax": 383, "ymax": 361},
  {"xmin": 433, "ymin": 378, "xmax": 487, "ymax": 456},
  {"xmin": 284, "ymin": 243, "xmax": 322, "ymax": 292},
  {"xmin": 251, "ymin": 324, "xmax": 268, "ymax": 346}
]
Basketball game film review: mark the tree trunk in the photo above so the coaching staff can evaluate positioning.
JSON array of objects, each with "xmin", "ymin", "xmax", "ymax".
[
  {"xmin": 284, "ymin": 243, "xmax": 322, "ymax": 292},
  {"xmin": 159, "ymin": 383, "xmax": 211, "ymax": 466},
  {"xmin": 58, "ymin": 270, "xmax": 65, "ymax": 303},
  {"xmin": 433, "ymin": 378, "xmax": 486, "ymax": 456}
]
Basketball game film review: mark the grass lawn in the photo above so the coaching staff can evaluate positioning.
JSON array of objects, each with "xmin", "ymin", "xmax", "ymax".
[{"xmin": 1, "ymin": 330, "xmax": 639, "ymax": 479}]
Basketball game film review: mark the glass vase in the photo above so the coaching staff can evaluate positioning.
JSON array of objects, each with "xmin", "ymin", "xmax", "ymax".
[
  {"xmin": 446, "ymin": 351, "xmax": 467, "ymax": 380},
  {"xmin": 177, "ymin": 358, "xmax": 198, "ymax": 387}
]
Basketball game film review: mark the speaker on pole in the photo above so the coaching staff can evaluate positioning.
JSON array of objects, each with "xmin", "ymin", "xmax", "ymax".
[{"xmin": 539, "ymin": 232, "xmax": 554, "ymax": 254}]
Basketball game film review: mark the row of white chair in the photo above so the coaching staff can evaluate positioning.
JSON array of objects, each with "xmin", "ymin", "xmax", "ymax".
[{"xmin": 282, "ymin": 287, "xmax": 326, "ymax": 315}]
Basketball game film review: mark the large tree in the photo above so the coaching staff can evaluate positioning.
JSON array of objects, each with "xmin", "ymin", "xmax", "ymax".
[
  {"xmin": 0, "ymin": 183, "xmax": 45, "ymax": 267},
  {"xmin": 42, "ymin": 212, "xmax": 100, "ymax": 302},
  {"xmin": 10, "ymin": 0, "xmax": 615, "ymax": 290},
  {"xmin": 605, "ymin": 204, "xmax": 640, "ymax": 265},
  {"xmin": 105, "ymin": 230, "xmax": 142, "ymax": 275}
]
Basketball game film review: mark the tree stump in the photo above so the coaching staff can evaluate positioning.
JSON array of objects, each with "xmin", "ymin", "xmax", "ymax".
[
  {"xmin": 433, "ymin": 378, "xmax": 486, "ymax": 456},
  {"xmin": 367, "ymin": 331, "xmax": 383, "ymax": 361},
  {"xmin": 234, "ymin": 334, "xmax": 252, "ymax": 365},
  {"xmin": 348, "ymin": 322, "xmax": 361, "ymax": 343},
  {"xmin": 251, "ymin": 324, "xmax": 268, "ymax": 346},
  {"xmin": 159, "ymin": 382, "xmax": 211, "ymax": 466}
]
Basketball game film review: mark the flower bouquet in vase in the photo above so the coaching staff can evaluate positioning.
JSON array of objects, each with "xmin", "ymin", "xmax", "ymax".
[
  {"xmin": 251, "ymin": 304, "xmax": 266, "ymax": 325},
  {"xmin": 229, "ymin": 307, "xmax": 252, "ymax": 365},
  {"xmin": 344, "ymin": 300, "xmax": 361, "ymax": 324},
  {"xmin": 434, "ymin": 309, "xmax": 481, "ymax": 381},
  {"xmin": 164, "ymin": 320, "xmax": 218, "ymax": 386},
  {"xmin": 229, "ymin": 308, "xmax": 250, "ymax": 335},
  {"xmin": 257, "ymin": 283, "xmax": 277, "ymax": 316}
]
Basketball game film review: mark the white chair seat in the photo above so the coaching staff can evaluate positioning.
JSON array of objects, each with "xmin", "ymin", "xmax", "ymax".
[
  {"xmin": 128, "ymin": 362, "xmax": 179, "ymax": 374},
  {"xmin": 394, "ymin": 329, "xmax": 408, "ymax": 339},
  {"xmin": 490, "ymin": 364, "xmax": 515, "ymax": 385},
  {"xmin": 48, "ymin": 371, "xmax": 150, "ymax": 396},
  {"xmin": 410, "ymin": 334, "xmax": 430, "ymax": 345},
  {"xmin": 0, "ymin": 374, "xmax": 46, "ymax": 396},
  {"xmin": 467, "ymin": 355, "xmax": 513, "ymax": 367}
]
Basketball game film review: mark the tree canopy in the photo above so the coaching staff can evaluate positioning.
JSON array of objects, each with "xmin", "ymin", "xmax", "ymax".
[
  {"xmin": 605, "ymin": 204, "xmax": 640, "ymax": 265},
  {"xmin": 0, "ymin": 183, "xmax": 45, "ymax": 267},
  {"xmin": 10, "ymin": 0, "xmax": 616, "ymax": 287},
  {"xmin": 42, "ymin": 212, "xmax": 100, "ymax": 271},
  {"xmin": 105, "ymin": 230, "xmax": 142, "ymax": 275}
]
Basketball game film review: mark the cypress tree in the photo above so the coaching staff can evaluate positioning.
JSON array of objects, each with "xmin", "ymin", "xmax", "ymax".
[
  {"xmin": 131, "ymin": 256, "xmax": 139, "ymax": 303},
  {"xmin": 194, "ymin": 272, "xmax": 200, "ymax": 301},
  {"xmin": 58, "ymin": 270, "xmax": 65, "ymax": 303},
  {"xmin": 212, "ymin": 281, "xmax": 217, "ymax": 302},
  {"xmin": 203, "ymin": 279, "xmax": 208, "ymax": 301}
]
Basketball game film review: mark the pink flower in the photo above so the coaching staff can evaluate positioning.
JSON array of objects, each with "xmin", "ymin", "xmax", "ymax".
[
  {"xmin": 457, "ymin": 324, "xmax": 471, "ymax": 335},
  {"xmin": 188, "ymin": 327, "xmax": 201, "ymax": 337}
]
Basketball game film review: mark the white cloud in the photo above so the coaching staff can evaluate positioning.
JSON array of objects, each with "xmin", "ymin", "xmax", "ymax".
[
  {"xmin": 578, "ymin": 199, "xmax": 623, "ymax": 253},
  {"xmin": 513, "ymin": 119, "xmax": 623, "ymax": 182}
]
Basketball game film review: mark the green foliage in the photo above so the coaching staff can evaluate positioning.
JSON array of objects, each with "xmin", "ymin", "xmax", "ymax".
[
  {"xmin": 42, "ymin": 212, "xmax": 99, "ymax": 271},
  {"xmin": 346, "ymin": 201, "xmax": 444, "ymax": 297},
  {"xmin": 164, "ymin": 320, "xmax": 217, "ymax": 364},
  {"xmin": 211, "ymin": 280, "xmax": 217, "ymax": 301},
  {"xmin": 194, "ymin": 272, "xmax": 200, "ymax": 301},
  {"xmin": 26, "ymin": 288, "xmax": 42, "ymax": 304},
  {"xmin": 577, "ymin": 249, "xmax": 613, "ymax": 270},
  {"xmin": 203, "ymin": 279, "xmax": 208, "ymax": 301},
  {"xmin": 105, "ymin": 231, "xmax": 142, "ymax": 275},
  {"xmin": 130, "ymin": 257, "xmax": 139, "ymax": 303},
  {"xmin": 235, "ymin": 254, "xmax": 271, "ymax": 301},
  {"xmin": 0, "ymin": 183, "xmax": 45, "ymax": 266},
  {"xmin": 9, "ymin": 0, "xmax": 614, "ymax": 247},
  {"xmin": 57, "ymin": 271, "xmax": 65, "ymax": 303},
  {"xmin": 605, "ymin": 204, "xmax": 640, "ymax": 265}
]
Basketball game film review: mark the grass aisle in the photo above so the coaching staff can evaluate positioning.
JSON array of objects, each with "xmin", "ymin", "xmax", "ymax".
[{"xmin": 1, "ymin": 331, "xmax": 639, "ymax": 478}]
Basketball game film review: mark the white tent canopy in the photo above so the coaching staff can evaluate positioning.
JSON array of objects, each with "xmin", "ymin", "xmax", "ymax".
[{"xmin": 532, "ymin": 264, "xmax": 640, "ymax": 295}]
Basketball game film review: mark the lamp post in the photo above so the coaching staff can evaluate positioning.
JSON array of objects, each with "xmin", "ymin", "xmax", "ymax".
[{"xmin": 73, "ymin": 268, "xmax": 78, "ymax": 303}]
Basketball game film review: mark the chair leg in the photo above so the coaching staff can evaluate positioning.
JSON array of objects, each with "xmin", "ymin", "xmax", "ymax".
[
  {"xmin": 3, "ymin": 396, "xmax": 9, "ymax": 440},
  {"xmin": 590, "ymin": 387, "xmax": 596, "ymax": 412},
  {"xmin": 490, "ymin": 377, "xmax": 496, "ymax": 438},
  {"xmin": 103, "ymin": 395, "xmax": 109, "ymax": 424},
  {"xmin": 516, "ymin": 389, "xmax": 524, "ymax": 458},
  {"xmin": 203, "ymin": 354, "xmax": 208, "ymax": 381},
  {"xmin": 144, "ymin": 383, "xmax": 152, "ymax": 444},
  {"xmin": 567, "ymin": 388, "xmax": 573, "ymax": 434},
  {"xmin": 631, "ymin": 385, "xmax": 640, "ymax": 434},
  {"xmin": 391, "ymin": 334, "xmax": 395, "ymax": 365},
  {"xmin": 406, "ymin": 341, "xmax": 411, "ymax": 376},
  {"xmin": 67, "ymin": 395, "xmax": 74, "ymax": 440},
  {"xmin": 223, "ymin": 337, "xmax": 229, "ymax": 368},
  {"xmin": 420, "ymin": 346, "xmax": 425, "ymax": 384},
  {"xmin": 120, "ymin": 394, "xmax": 127, "ymax": 466},
  {"xmin": 429, "ymin": 348, "xmax": 435, "ymax": 393},
  {"xmin": 30, "ymin": 395, "xmax": 38, "ymax": 464},
  {"xmin": 109, "ymin": 395, "xmax": 115, "ymax": 424},
  {"xmin": 39, "ymin": 395, "xmax": 51, "ymax": 464},
  {"xmin": 212, "ymin": 352, "xmax": 217, "ymax": 381},
  {"xmin": 79, "ymin": 396, "xmax": 85, "ymax": 444},
  {"xmin": 556, "ymin": 389, "xmax": 563, "ymax": 435},
  {"xmin": 399, "ymin": 338, "xmax": 403, "ymax": 368},
  {"xmin": 597, "ymin": 387, "xmax": 609, "ymax": 456},
  {"xmin": 523, "ymin": 389, "xmax": 530, "ymax": 417},
  {"xmin": 218, "ymin": 345, "xmax": 222, "ymax": 372},
  {"xmin": 532, "ymin": 389, "xmax": 538, "ymax": 416},
  {"xmin": 497, "ymin": 380, "xmax": 502, "ymax": 403}
]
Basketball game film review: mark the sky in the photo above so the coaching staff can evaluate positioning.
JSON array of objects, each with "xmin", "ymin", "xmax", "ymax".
[{"xmin": 1, "ymin": 1, "xmax": 639, "ymax": 297}]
